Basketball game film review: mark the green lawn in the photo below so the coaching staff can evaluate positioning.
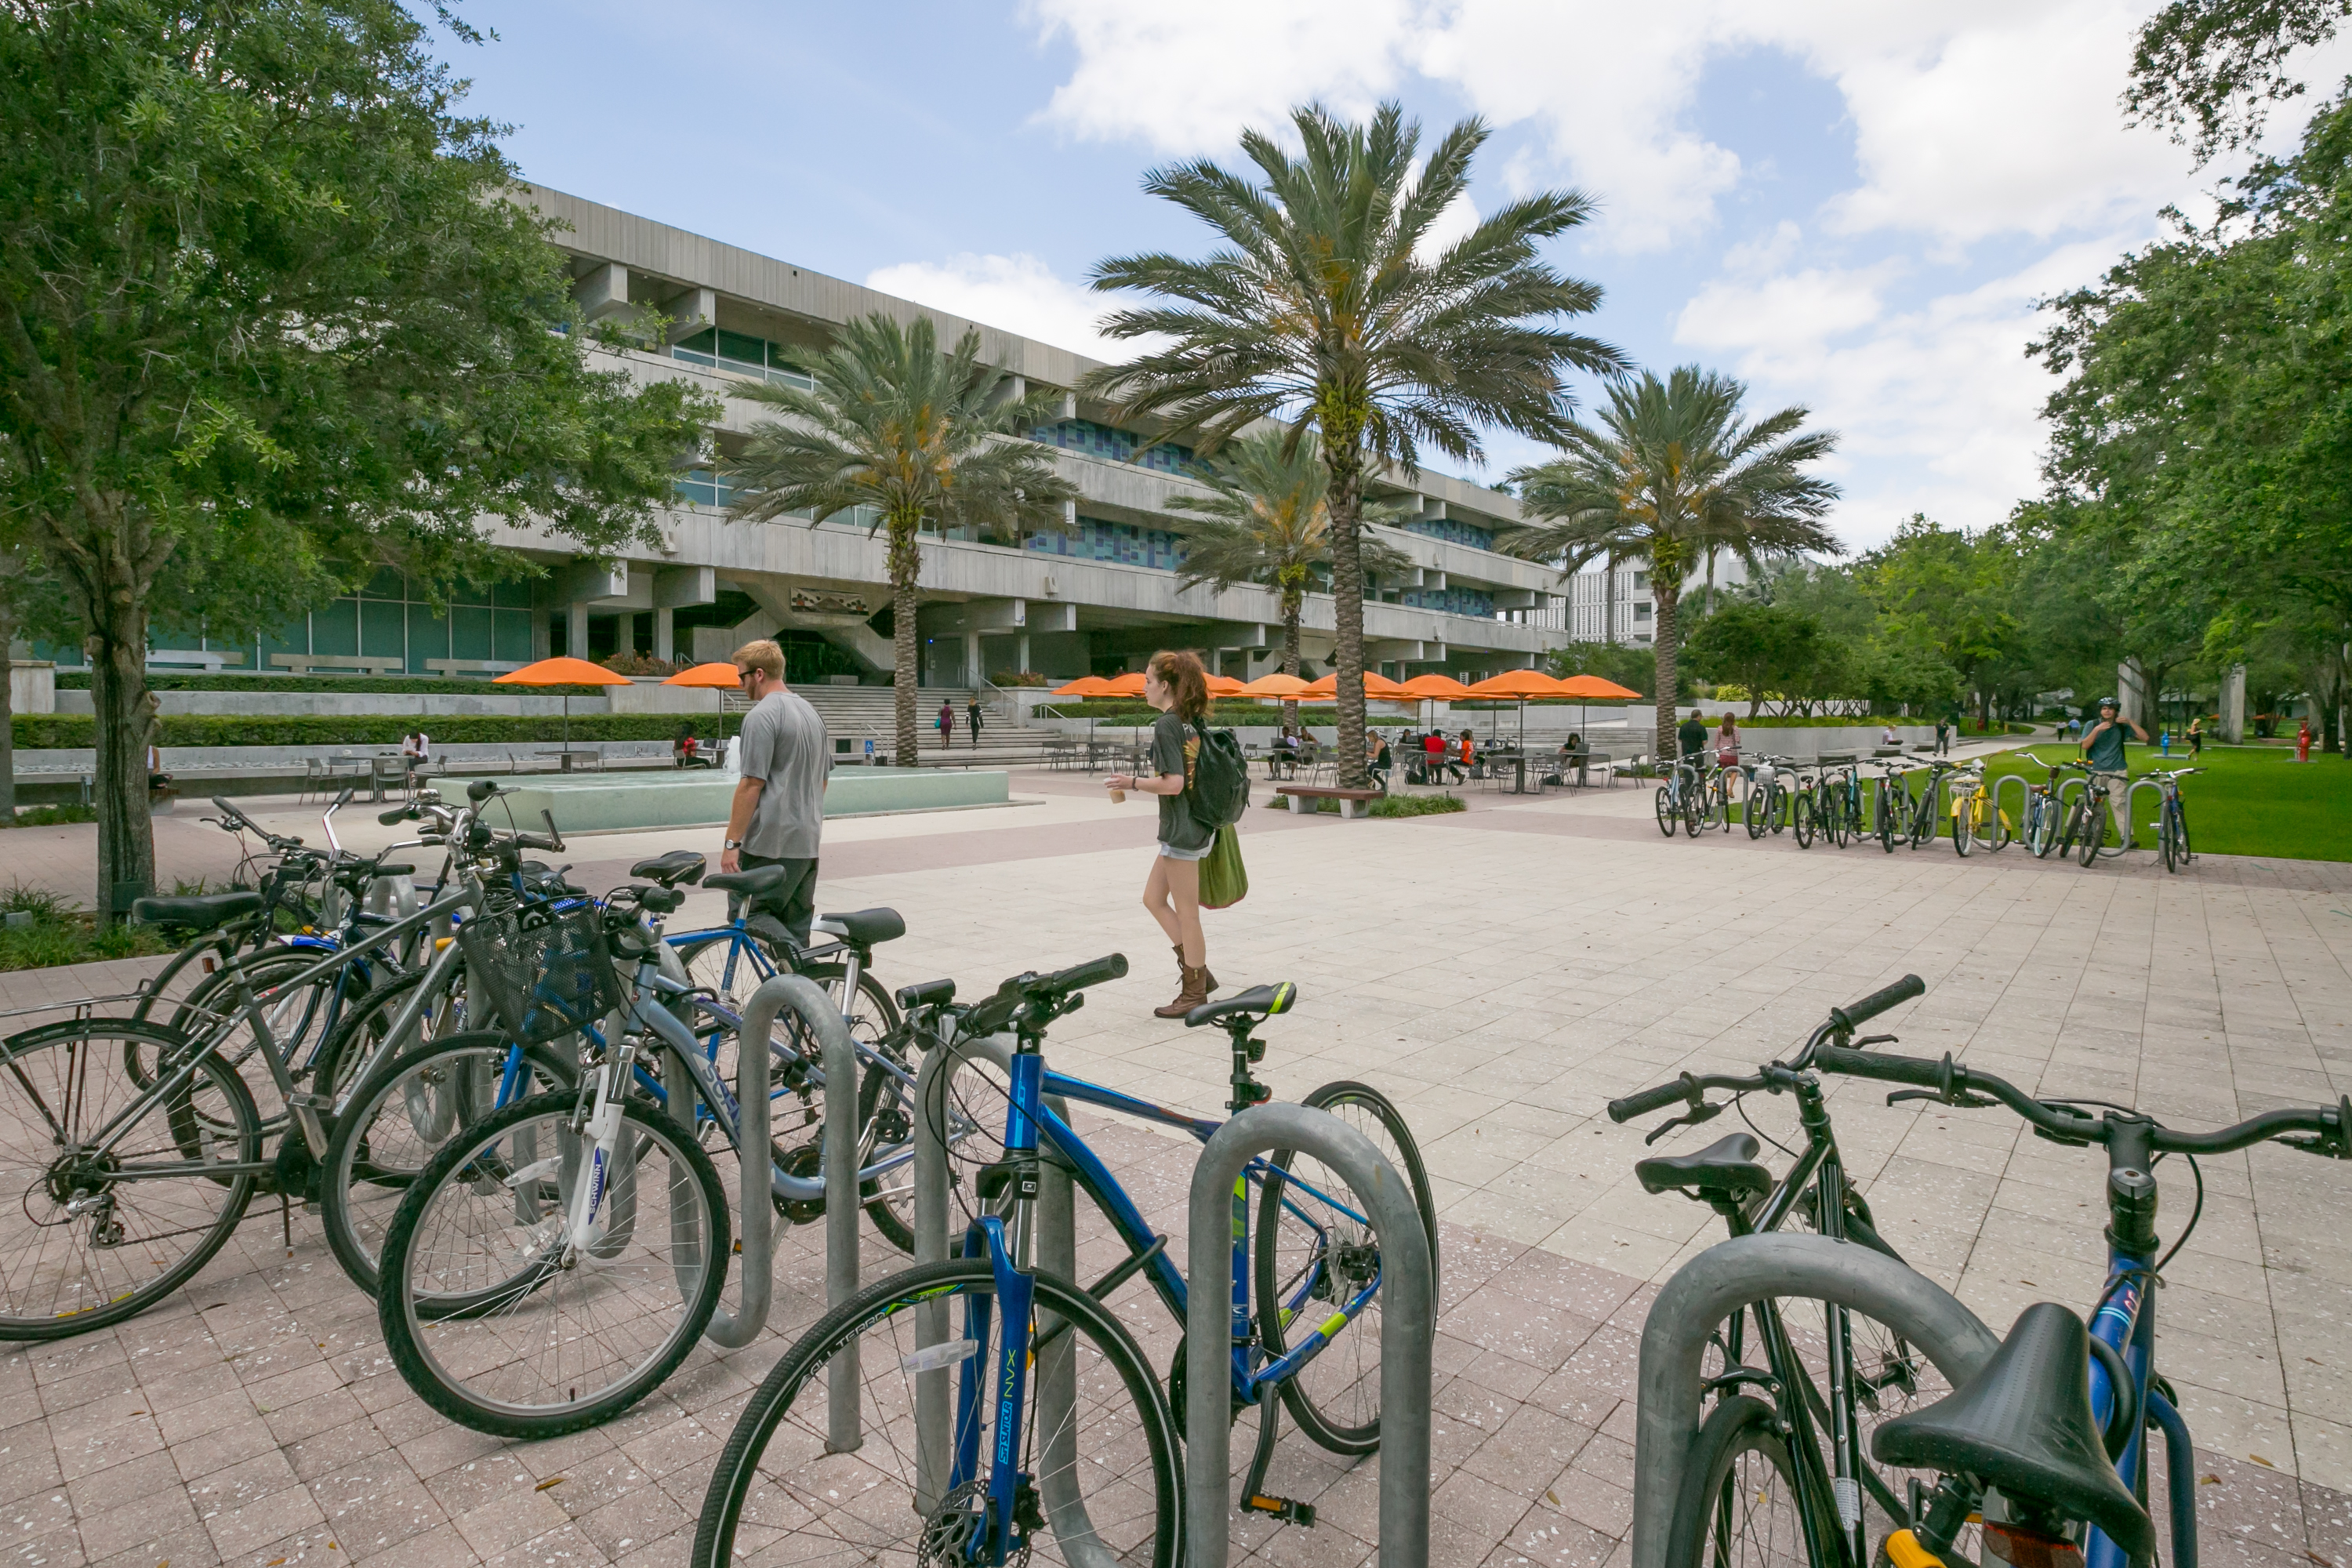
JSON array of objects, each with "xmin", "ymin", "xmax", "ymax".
[{"xmin": 1976, "ymin": 740, "xmax": 2350, "ymax": 862}]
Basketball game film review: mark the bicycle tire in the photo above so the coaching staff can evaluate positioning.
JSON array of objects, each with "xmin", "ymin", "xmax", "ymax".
[
  {"xmin": 2077, "ymin": 793, "xmax": 2103, "ymax": 866},
  {"xmin": 128, "ymin": 943, "xmax": 365, "ymax": 1111},
  {"xmin": 1746, "ymin": 782, "xmax": 1773, "ymax": 840},
  {"xmin": 2172, "ymin": 801, "xmax": 2191, "ymax": 869},
  {"xmin": 1685, "ymin": 780, "xmax": 1707, "ymax": 837},
  {"xmin": 1657, "ymin": 785, "xmax": 1679, "ymax": 838},
  {"xmin": 376, "ymin": 1090, "xmax": 728, "ymax": 1438},
  {"xmin": 1668, "ymin": 1393, "xmax": 1836, "ymax": 1568},
  {"xmin": 0, "ymin": 1020, "xmax": 263, "ymax": 1338},
  {"xmin": 1254, "ymin": 1079, "xmax": 1440, "ymax": 1455},
  {"xmin": 691, "ymin": 1258, "xmax": 1182, "ymax": 1568},
  {"xmin": 1793, "ymin": 791, "xmax": 1815, "ymax": 848},
  {"xmin": 318, "ymin": 1029, "xmax": 580, "ymax": 1294},
  {"xmin": 1877, "ymin": 786, "xmax": 1901, "ymax": 853},
  {"xmin": 307, "ymin": 961, "xmax": 474, "ymax": 1108},
  {"xmin": 1952, "ymin": 797, "xmax": 1972, "ymax": 857}
]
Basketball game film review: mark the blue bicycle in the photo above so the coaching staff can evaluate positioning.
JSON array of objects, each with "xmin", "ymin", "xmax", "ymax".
[{"xmin": 691, "ymin": 956, "xmax": 1439, "ymax": 1568}]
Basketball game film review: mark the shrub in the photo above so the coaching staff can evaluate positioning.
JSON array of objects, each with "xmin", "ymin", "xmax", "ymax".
[
  {"xmin": 1370, "ymin": 792, "xmax": 1467, "ymax": 818},
  {"xmin": 55, "ymin": 671, "xmax": 612, "ymax": 695},
  {"xmin": 4, "ymin": 804, "xmax": 100, "ymax": 828},
  {"xmin": 0, "ymin": 884, "xmax": 171, "ymax": 971},
  {"xmin": 997, "ymin": 670, "xmax": 1051, "ymax": 687},
  {"xmin": 15, "ymin": 713, "xmax": 701, "ymax": 750}
]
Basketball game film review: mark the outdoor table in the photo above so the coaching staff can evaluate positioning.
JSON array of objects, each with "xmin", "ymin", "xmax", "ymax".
[
  {"xmin": 367, "ymin": 753, "xmax": 407, "ymax": 804},
  {"xmin": 536, "ymin": 749, "xmax": 595, "ymax": 772}
]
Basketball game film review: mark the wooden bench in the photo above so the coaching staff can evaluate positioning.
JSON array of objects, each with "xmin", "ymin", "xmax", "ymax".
[
  {"xmin": 1273, "ymin": 783, "xmax": 1383, "ymax": 819},
  {"xmin": 424, "ymin": 658, "xmax": 526, "ymax": 677},
  {"xmin": 270, "ymin": 652, "xmax": 408, "ymax": 676},
  {"xmin": 148, "ymin": 648, "xmax": 245, "ymax": 671}
]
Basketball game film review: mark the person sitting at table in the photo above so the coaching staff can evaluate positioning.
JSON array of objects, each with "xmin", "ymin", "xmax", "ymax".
[
  {"xmin": 401, "ymin": 729, "xmax": 431, "ymax": 789},
  {"xmin": 1446, "ymin": 728, "xmax": 1473, "ymax": 784},
  {"xmin": 1268, "ymin": 727, "xmax": 1300, "ymax": 779},
  {"xmin": 1420, "ymin": 729, "xmax": 1446, "ymax": 784},
  {"xmin": 1551, "ymin": 732, "xmax": 1589, "ymax": 787},
  {"xmin": 676, "ymin": 725, "xmax": 716, "ymax": 769},
  {"xmin": 1367, "ymin": 730, "xmax": 1392, "ymax": 793}
]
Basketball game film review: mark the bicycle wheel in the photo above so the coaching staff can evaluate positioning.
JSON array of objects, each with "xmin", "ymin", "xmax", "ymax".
[
  {"xmin": 1951, "ymin": 798, "xmax": 1972, "ymax": 857},
  {"xmin": 0, "ymin": 1021, "xmax": 263, "ymax": 1338},
  {"xmin": 307, "ymin": 960, "xmax": 475, "ymax": 1107},
  {"xmin": 1792, "ymin": 791, "xmax": 1815, "ymax": 848},
  {"xmin": 1746, "ymin": 783, "xmax": 1773, "ymax": 840},
  {"xmin": 2171, "ymin": 800, "xmax": 2192, "ymax": 869},
  {"xmin": 1254, "ymin": 1079, "xmax": 1439, "ymax": 1455},
  {"xmin": 1685, "ymin": 781, "xmax": 1708, "ymax": 837},
  {"xmin": 692, "ymin": 1258, "xmax": 1181, "ymax": 1568},
  {"xmin": 2077, "ymin": 794, "xmax": 2103, "ymax": 866},
  {"xmin": 1668, "ymin": 1394, "xmax": 1831, "ymax": 1568},
  {"xmin": 1876, "ymin": 787, "xmax": 1900, "ymax": 853},
  {"xmin": 1657, "ymin": 785, "xmax": 1680, "ymax": 837},
  {"xmin": 376, "ymin": 1091, "xmax": 728, "ymax": 1438},
  {"xmin": 318, "ymin": 1029, "xmax": 580, "ymax": 1294},
  {"xmin": 129, "ymin": 944, "xmax": 362, "ymax": 1121}
]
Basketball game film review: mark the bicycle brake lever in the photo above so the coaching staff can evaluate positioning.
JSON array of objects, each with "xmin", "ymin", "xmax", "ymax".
[
  {"xmin": 1854, "ymin": 1034, "xmax": 1899, "ymax": 1048},
  {"xmin": 1886, "ymin": 1088, "xmax": 1998, "ymax": 1109},
  {"xmin": 2282, "ymin": 1095, "xmax": 2352, "ymax": 1159},
  {"xmin": 1643, "ymin": 1100, "xmax": 1726, "ymax": 1145}
]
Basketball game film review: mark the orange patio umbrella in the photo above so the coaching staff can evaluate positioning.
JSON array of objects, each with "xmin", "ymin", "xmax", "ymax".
[
  {"xmin": 1101, "ymin": 671, "xmax": 1149, "ymax": 698},
  {"xmin": 1464, "ymin": 668, "xmax": 1573, "ymax": 750},
  {"xmin": 1236, "ymin": 672, "xmax": 1318, "ymax": 699},
  {"xmin": 663, "ymin": 660, "xmax": 747, "ymax": 741},
  {"xmin": 1298, "ymin": 670, "xmax": 1410, "ymax": 700},
  {"xmin": 1552, "ymin": 673, "xmax": 1642, "ymax": 738},
  {"xmin": 1203, "ymin": 673, "xmax": 1249, "ymax": 699},
  {"xmin": 1051, "ymin": 676, "xmax": 1119, "ymax": 698},
  {"xmin": 495, "ymin": 655, "xmax": 630, "ymax": 750},
  {"xmin": 1396, "ymin": 673, "xmax": 1475, "ymax": 700}
]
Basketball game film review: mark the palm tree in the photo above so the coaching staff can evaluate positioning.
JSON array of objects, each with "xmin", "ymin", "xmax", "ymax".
[
  {"xmin": 720, "ymin": 313, "xmax": 1076, "ymax": 764},
  {"xmin": 1163, "ymin": 428, "xmax": 1410, "ymax": 728},
  {"xmin": 1081, "ymin": 101, "xmax": 1622, "ymax": 786},
  {"xmin": 1501, "ymin": 366, "xmax": 1842, "ymax": 755}
]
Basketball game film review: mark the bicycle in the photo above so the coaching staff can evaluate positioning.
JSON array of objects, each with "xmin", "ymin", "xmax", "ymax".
[
  {"xmin": 2054, "ymin": 760, "xmax": 2126, "ymax": 866},
  {"xmin": 1906, "ymin": 760, "xmax": 1959, "ymax": 849},
  {"xmin": 1867, "ymin": 758, "xmax": 1915, "ymax": 854},
  {"xmin": 371, "ymin": 867, "xmax": 927, "ymax": 1436},
  {"xmin": 1658, "ymin": 757, "xmax": 1707, "ymax": 837},
  {"xmin": 1946, "ymin": 764, "xmax": 2009, "ymax": 856},
  {"xmin": 691, "ymin": 961, "xmax": 1440, "ymax": 1568},
  {"xmin": 2144, "ymin": 766, "xmax": 2199, "ymax": 873},
  {"xmin": 1610, "ymin": 976, "xmax": 1955, "ymax": 1562},
  {"xmin": 1816, "ymin": 757, "xmax": 1863, "ymax": 850},
  {"xmin": 1710, "ymin": 1041, "xmax": 2352, "ymax": 1568},
  {"xmin": 1746, "ymin": 755, "xmax": 1795, "ymax": 839},
  {"xmin": 2018, "ymin": 753, "xmax": 2070, "ymax": 858}
]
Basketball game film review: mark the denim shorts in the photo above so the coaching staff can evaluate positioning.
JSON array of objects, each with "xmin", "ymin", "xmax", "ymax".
[{"xmin": 1158, "ymin": 840, "xmax": 1214, "ymax": 862}]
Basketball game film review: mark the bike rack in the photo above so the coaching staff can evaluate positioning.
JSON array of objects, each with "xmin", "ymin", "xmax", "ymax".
[
  {"xmin": 1628, "ymin": 1232, "xmax": 2001, "ymax": 1568},
  {"xmin": 1994, "ymin": 773, "xmax": 2031, "ymax": 833},
  {"xmin": 1187, "ymin": 1104, "xmax": 1434, "ymax": 1568},
  {"xmin": 2060, "ymin": 776, "xmax": 2086, "ymax": 814},
  {"xmin": 2125, "ymin": 779, "xmax": 2167, "ymax": 848}
]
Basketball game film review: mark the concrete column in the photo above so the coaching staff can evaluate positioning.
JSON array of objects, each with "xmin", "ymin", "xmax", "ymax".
[
  {"xmin": 963, "ymin": 633, "xmax": 981, "ymax": 688},
  {"xmin": 655, "ymin": 608, "xmax": 676, "ymax": 663},
  {"xmin": 2117, "ymin": 659, "xmax": 2151, "ymax": 728},
  {"xmin": 1016, "ymin": 633, "xmax": 1030, "ymax": 673},
  {"xmin": 532, "ymin": 610, "xmax": 552, "ymax": 661},
  {"xmin": 2222, "ymin": 662, "xmax": 2247, "ymax": 744},
  {"xmin": 568, "ymin": 602, "xmax": 590, "ymax": 660}
]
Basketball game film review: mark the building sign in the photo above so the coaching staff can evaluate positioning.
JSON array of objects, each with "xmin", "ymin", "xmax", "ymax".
[{"xmin": 791, "ymin": 590, "xmax": 869, "ymax": 617}]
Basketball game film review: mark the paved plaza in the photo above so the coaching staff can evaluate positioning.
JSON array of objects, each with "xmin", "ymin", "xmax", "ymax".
[{"xmin": 1, "ymin": 751, "xmax": 2348, "ymax": 1567}]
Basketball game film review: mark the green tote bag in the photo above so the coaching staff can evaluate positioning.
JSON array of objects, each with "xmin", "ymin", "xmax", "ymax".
[{"xmin": 1198, "ymin": 824, "xmax": 1247, "ymax": 909}]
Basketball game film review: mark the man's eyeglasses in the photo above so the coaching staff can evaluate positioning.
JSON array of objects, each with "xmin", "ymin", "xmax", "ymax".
[{"xmin": 736, "ymin": 668, "xmax": 756, "ymax": 684}]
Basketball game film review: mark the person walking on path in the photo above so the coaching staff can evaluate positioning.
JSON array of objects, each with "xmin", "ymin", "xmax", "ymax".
[
  {"xmin": 720, "ymin": 640, "xmax": 832, "ymax": 946},
  {"xmin": 2079, "ymin": 695, "xmax": 2150, "ymax": 851},
  {"xmin": 1105, "ymin": 649, "xmax": 1218, "ymax": 1019},
  {"xmin": 967, "ymin": 697, "xmax": 984, "ymax": 748},
  {"xmin": 1715, "ymin": 713, "xmax": 1742, "ymax": 797},
  {"xmin": 2188, "ymin": 716, "xmax": 2204, "ymax": 757},
  {"xmin": 1678, "ymin": 709, "xmax": 1708, "ymax": 765},
  {"xmin": 1935, "ymin": 716, "xmax": 1952, "ymax": 755},
  {"xmin": 937, "ymin": 699, "xmax": 954, "ymax": 749}
]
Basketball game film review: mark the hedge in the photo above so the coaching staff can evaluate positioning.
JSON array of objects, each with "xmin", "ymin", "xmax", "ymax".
[
  {"xmin": 15, "ymin": 713, "xmax": 708, "ymax": 750},
  {"xmin": 54, "ymin": 672, "xmax": 612, "ymax": 696},
  {"xmin": 1036, "ymin": 701, "xmax": 1408, "ymax": 725}
]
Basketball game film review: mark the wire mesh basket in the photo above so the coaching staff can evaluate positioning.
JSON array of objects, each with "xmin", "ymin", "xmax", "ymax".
[{"xmin": 458, "ymin": 901, "xmax": 624, "ymax": 1044}]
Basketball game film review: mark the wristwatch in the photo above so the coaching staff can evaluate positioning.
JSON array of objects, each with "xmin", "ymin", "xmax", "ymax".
[{"xmin": 724, "ymin": 838, "xmax": 744, "ymax": 851}]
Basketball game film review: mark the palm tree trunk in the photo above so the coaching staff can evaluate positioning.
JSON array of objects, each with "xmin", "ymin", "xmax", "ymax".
[
  {"xmin": 1280, "ymin": 590, "xmax": 1302, "ymax": 733},
  {"xmin": 1323, "ymin": 446, "xmax": 1367, "ymax": 788},
  {"xmin": 888, "ymin": 514, "xmax": 921, "ymax": 766},
  {"xmin": 0, "ymin": 582, "xmax": 15, "ymax": 821},
  {"xmin": 1652, "ymin": 583, "xmax": 1681, "ymax": 768}
]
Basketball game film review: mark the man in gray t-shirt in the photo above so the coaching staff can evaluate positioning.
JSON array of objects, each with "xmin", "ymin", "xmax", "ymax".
[{"xmin": 720, "ymin": 640, "xmax": 831, "ymax": 944}]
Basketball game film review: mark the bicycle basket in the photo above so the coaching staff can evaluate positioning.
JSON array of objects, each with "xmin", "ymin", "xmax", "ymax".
[{"xmin": 458, "ymin": 901, "xmax": 623, "ymax": 1043}]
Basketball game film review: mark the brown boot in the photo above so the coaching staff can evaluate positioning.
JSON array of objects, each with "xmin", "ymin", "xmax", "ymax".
[
  {"xmin": 1173, "ymin": 942, "xmax": 1218, "ymax": 994},
  {"xmin": 1155, "ymin": 964, "xmax": 1210, "ymax": 1019}
]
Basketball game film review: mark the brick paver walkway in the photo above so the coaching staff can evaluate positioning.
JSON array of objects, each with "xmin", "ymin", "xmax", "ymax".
[{"xmin": 2, "ymin": 754, "xmax": 2347, "ymax": 1566}]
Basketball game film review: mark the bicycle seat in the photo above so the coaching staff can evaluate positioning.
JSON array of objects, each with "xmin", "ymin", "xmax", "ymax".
[
  {"xmin": 130, "ymin": 891, "xmax": 264, "ymax": 931},
  {"xmin": 1633, "ymin": 1132, "xmax": 1771, "ymax": 1200},
  {"xmin": 706, "ymin": 865, "xmax": 790, "ymax": 898},
  {"xmin": 815, "ymin": 908, "xmax": 905, "ymax": 948},
  {"xmin": 1872, "ymin": 1303, "xmax": 2154, "ymax": 1558},
  {"xmin": 630, "ymin": 850, "xmax": 707, "ymax": 887},
  {"xmin": 1184, "ymin": 981, "xmax": 1296, "ymax": 1028}
]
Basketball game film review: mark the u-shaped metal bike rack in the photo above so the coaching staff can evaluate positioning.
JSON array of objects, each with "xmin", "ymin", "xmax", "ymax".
[
  {"xmin": 2124, "ymin": 779, "xmax": 2166, "ymax": 847},
  {"xmin": 1187, "ymin": 1104, "xmax": 1436, "ymax": 1568},
  {"xmin": 1993, "ymin": 772, "xmax": 2031, "ymax": 834},
  {"xmin": 1628, "ymin": 1233, "xmax": 2000, "ymax": 1568}
]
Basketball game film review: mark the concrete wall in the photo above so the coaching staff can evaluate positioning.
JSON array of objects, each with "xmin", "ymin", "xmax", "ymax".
[
  {"xmin": 50, "ymin": 679, "xmax": 717, "ymax": 718},
  {"xmin": 9, "ymin": 661, "xmax": 53, "ymax": 716}
]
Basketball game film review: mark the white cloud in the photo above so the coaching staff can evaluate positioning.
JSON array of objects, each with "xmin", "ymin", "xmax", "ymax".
[
  {"xmin": 1022, "ymin": 0, "xmax": 1418, "ymax": 156},
  {"xmin": 862, "ymin": 252, "xmax": 1132, "ymax": 362}
]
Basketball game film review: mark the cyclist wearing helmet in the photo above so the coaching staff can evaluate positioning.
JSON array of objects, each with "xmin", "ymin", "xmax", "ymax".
[{"xmin": 2081, "ymin": 695, "xmax": 2149, "ymax": 848}]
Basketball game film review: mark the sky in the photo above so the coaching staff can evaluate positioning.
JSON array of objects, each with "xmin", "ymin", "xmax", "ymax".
[{"xmin": 423, "ymin": 0, "xmax": 2314, "ymax": 552}]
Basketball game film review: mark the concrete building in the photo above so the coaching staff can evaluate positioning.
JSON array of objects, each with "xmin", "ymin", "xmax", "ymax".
[
  {"xmin": 1545, "ymin": 555, "xmax": 1757, "ymax": 646},
  {"xmin": 71, "ymin": 188, "xmax": 1578, "ymax": 689}
]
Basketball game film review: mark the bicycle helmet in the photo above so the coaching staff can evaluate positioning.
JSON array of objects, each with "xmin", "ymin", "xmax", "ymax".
[{"xmin": 2095, "ymin": 696, "xmax": 2119, "ymax": 710}]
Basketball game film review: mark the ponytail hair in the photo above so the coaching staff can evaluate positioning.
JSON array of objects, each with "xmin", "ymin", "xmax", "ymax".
[{"xmin": 1148, "ymin": 649, "xmax": 1210, "ymax": 721}]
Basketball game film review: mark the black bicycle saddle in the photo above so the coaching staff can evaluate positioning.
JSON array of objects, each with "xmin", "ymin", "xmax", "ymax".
[
  {"xmin": 1185, "ymin": 982, "xmax": 1295, "ymax": 1028},
  {"xmin": 1872, "ymin": 1302, "xmax": 2154, "ymax": 1559},
  {"xmin": 706, "ymin": 865, "xmax": 790, "ymax": 898},
  {"xmin": 130, "ymin": 891, "xmax": 264, "ymax": 932},
  {"xmin": 815, "ymin": 908, "xmax": 905, "ymax": 948},
  {"xmin": 1633, "ymin": 1133, "xmax": 1771, "ymax": 1200},
  {"xmin": 630, "ymin": 849, "xmax": 706, "ymax": 887}
]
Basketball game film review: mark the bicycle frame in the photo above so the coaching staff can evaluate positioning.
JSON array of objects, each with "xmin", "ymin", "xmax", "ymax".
[{"xmin": 942, "ymin": 1047, "xmax": 1377, "ymax": 1564}]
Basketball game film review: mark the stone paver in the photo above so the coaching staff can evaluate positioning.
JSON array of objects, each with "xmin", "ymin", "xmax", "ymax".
[{"xmin": 2, "ymin": 753, "xmax": 2347, "ymax": 1564}]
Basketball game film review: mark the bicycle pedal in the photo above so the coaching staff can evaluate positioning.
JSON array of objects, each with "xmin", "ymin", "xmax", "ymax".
[{"xmin": 1243, "ymin": 1494, "xmax": 1316, "ymax": 1527}]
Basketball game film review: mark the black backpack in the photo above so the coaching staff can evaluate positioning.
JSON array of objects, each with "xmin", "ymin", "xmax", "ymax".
[{"xmin": 1185, "ymin": 718, "xmax": 1252, "ymax": 829}]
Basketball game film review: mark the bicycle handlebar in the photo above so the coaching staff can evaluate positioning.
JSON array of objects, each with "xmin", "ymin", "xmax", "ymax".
[
  {"xmin": 210, "ymin": 796, "xmax": 303, "ymax": 850},
  {"xmin": 1813, "ymin": 1046, "xmax": 2351, "ymax": 1156},
  {"xmin": 1829, "ymin": 974, "xmax": 1925, "ymax": 1033},
  {"xmin": 1608, "ymin": 975, "xmax": 1926, "ymax": 1124}
]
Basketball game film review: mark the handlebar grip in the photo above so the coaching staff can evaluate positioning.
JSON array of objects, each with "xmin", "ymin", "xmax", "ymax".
[
  {"xmin": 1041, "ymin": 953, "xmax": 1128, "ymax": 993},
  {"xmin": 378, "ymin": 807, "xmax": 413, "ymax": 826},
  {"xmin": 1831, "ymin": 975, "xmax": 1925, "ymax": 1031},
  {"xmin": 1607, "ymin": 1076, "xmax": 1696, "ymax": 1123},
  {"xmin": 333, "ymin": 786, "xmax": 354, "ymax": 809},
  {"xmin": 211, "ymin": 796, "xmax": 242, "ymax": 821},
  {"xmin": 467, "ymin": 779, "xmax": 499, "ymax": 804},
  {"xmin": 514, "ymin": 833, "xmax": 561, "ymax": 853},
  {"xmin": 1813, "ymin": 1046, "xmax": 1947, "ymax": 1087}
]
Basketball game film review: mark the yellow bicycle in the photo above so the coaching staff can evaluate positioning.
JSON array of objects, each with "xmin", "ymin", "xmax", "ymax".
[{"xmin": 1947, "ymin": 766, "xmax": 2011, "ymax": 856}]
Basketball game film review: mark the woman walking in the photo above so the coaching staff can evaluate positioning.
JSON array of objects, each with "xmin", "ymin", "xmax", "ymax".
[
  {"xmin": 2188, "ymin": 715, "xmax": 2204, "ymax": 757},
  {"xmin": 937, "ymin": 699, "xmax": 955, "ymax": 749},
  {"xmin": 1715, "ymin": 713, "xmax": 1741, "ymax": 797},
  {"xmin": 1105, "ymin": 650, "xmax": 1218, "ymax": 1018}
]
